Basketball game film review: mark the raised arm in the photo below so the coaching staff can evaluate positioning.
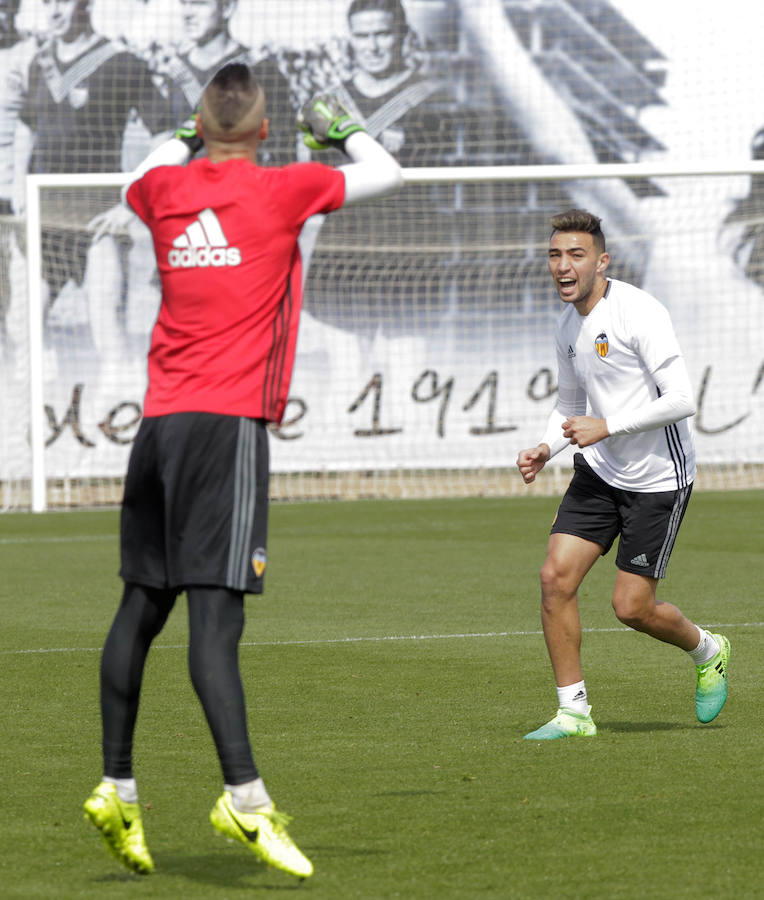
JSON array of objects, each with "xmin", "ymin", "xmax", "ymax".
[
  {"xmin": 120, "ymin": 113, "xmax": 201, "ymax": 207},
  {"xmin": 297, "ymin": 93, "xmax": 403, "ymax": 205}
]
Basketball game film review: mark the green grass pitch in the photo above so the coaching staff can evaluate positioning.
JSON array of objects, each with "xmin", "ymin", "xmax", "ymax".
[{"xmin": 1, "ymin": 491, "xmax": 761, "ymax": 898}]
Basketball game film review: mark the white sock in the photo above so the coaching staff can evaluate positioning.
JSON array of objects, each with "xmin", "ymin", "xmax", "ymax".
[
  {"xmin": 103, "ymin": 776, "xmax": 138, "ymax": 804},
  {"xmin": 225, "ymin": 777, "xmax": 272, "ymax": 813},
  {"xmin": 557, "ymin": 680, "xmax": 588, "ymax": 714},
  {"xmin": 687, "ymin": 627, "xmax": 720, "ymax": 665}
]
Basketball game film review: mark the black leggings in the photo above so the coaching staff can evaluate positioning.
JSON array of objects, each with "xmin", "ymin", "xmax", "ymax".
[{"xmin": 100, "ymin": 583, "xmax": 258, "ymax": 785}]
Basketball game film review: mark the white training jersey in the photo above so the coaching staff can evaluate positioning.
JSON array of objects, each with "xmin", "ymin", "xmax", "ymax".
[{"xmin": 555, "ymin": 278, "xmax": 696, "ymax": 492}]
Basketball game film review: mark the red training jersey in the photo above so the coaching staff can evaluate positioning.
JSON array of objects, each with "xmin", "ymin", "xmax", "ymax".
[{"xmin": 126, "ymin": 157, "xmax": 345, "ymax": 421}]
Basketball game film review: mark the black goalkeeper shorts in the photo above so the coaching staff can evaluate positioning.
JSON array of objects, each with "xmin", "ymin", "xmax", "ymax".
[
  {"xmin": 551, "ymin": 453, "xmax": 693, "ymax": 579},
  {"xmin": 120, "ymin": 412, "xmax": 270, "ymax": 594}
]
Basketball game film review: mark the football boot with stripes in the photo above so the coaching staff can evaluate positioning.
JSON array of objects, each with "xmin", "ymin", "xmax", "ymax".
[
  {"xmin": 210, "ymin": 791, "xmax": 313, "ymax": 879},
  {"xmin": 695, "ymin": 633, "xmax": 730, "ymax": 723},
  {"xmin": 83, "ymin": 781, "xmax": 153, "ymax": 874}
]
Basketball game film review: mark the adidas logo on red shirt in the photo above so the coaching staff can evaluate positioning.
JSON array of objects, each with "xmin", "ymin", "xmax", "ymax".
[{"xmin": 168, "ymin": 208, "xmax": 241, "ymax": 268}]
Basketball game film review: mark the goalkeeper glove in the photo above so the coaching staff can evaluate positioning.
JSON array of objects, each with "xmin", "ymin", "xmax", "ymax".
[
  {"xmin": 297, "ymin": 93, "xmax": 365, "ymax": 152},
  {"xmin": 174, "ymin": 109, "xmax": 203, "ymax": 155}
]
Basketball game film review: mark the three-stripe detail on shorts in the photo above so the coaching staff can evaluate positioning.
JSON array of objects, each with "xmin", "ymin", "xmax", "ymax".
[
  {"xmin": 226, "ymin": 418, "xmax": 258, "ymax": 590},
  {"xmin": 654, "ymin": 485, "xmax": 690, "ymax": 578}
]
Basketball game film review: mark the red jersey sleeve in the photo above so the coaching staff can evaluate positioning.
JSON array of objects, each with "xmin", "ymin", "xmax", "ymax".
[
  {"xmin": 276, "ymin": 162, "xmax": 345, "ymax": 224},
  {"xmin": 125, "ymin": 176, "xmax": 152, "ymax": 225}
]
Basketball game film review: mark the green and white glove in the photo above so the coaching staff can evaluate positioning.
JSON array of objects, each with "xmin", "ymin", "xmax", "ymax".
[
  {"xmin": 297, "ymin": 93, "xmax": 365, "ymax": 152},
  {"xmin": 174, "ymin": 109, "xmax": 203, "ymax": 155}
]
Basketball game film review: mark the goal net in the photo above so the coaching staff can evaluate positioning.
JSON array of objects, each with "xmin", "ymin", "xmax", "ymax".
[
  {"xmin": 1, "ymin": 0, "xmax": 762, "ymax": 508},
  {"xmin": 5, "ymin": 162, "xmax": 763, "ymax": 510}
]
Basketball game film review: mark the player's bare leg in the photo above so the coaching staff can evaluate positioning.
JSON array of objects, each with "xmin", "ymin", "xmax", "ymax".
[
  {"xmin": 610, "ymin": 570, "xmax": 699, "ymax": 650},
  {"xmin": 539, "ymin": 533, "xmax": 602, "ymax": 686},
  {"xmin": 524, "ymin": 533, "xmax": 601, "ymax": 739},
  {"xmin": 610, "ymin": 570, "xmax": 730, "ymax": 723}
]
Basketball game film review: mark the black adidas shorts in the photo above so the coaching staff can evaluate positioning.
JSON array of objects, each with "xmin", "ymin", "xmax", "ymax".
[
  {"xmin": 551, "ymin": 453, "xmax": 693, "ymax": 579},
  {"xmin": 120, "ymin": 412, "xmax": 269, "ymax": 594}
]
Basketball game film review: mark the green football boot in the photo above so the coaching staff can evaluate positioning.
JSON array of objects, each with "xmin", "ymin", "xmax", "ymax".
[
  {"xmin": 83, "ymin": 781, "xmax": 154, "ymax": 874},
  {"xmin": 210, "ymin": 791, "xmax": 313, "ymax": 879},
  {"xmin": 695, "ymin": 633, "xmax": 730, "ymax": 723},
  {"xmin": 524, "ymin": 705, "xmax": 598, "ymax": 740}
]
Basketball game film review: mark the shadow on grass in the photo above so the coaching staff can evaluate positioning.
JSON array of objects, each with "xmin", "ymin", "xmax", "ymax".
[
  {"xmin": 598, "ymin": 721, "xmax": 724, "ymax": 733},
  {"xmin": 148, "ymin": 853, "xmax": 305, "ymax": 890},
  {"xmin": 148, "ymin": 845, "xmax": 387, "ymax": 888}
]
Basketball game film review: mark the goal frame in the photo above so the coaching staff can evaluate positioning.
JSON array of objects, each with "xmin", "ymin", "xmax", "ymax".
[{"xmin": 24, "ymin": 160, "xmax": 764, "ymax": 511}]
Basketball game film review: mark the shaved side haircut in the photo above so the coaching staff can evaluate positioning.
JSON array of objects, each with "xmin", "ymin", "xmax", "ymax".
[
  {"xmin": 200, "ymin": 63, "xmax": 266, "ymax": 142},
  {"xmin": 550, "ymin": 209, "xmax": 606, "ymax": 255}
]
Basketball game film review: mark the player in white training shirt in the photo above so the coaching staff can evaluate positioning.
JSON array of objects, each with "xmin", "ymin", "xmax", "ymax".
[
  {"xmin": 516, "ymin": 209, "xmax": 730, "ymax": 740},
  {"xmin": 552, "ymin": 276, "xmax": 696, "ymax": 492}
]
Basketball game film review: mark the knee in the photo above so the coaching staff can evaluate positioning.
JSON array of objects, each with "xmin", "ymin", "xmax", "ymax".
[
  {"xmin": 121, "ymin": 583, "xmax": 176, "ymax": 640},
  {"xmin": 539, "ymin": 558, "xmax": 576, "ymax": 608},
  {"xmin": 612, "ymin": 595, "xmax": 651, "ymax": 630}
]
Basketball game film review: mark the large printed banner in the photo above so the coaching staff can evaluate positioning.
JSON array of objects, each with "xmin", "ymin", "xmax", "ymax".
[
  {"xmin": 21, "ymin": 286, "xmax": 764, "ymax": 480},
  {"xmin": 0, "ymin": 0, "xmax": 762, "ymax": 484}
]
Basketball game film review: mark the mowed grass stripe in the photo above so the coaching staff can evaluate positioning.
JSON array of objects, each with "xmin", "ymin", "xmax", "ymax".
[{"xmin": 1, "ymin": 493, "xmax": 761, "ymax": 899}]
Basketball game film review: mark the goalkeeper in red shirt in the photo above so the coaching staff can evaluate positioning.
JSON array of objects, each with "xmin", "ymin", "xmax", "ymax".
[{"xmin": 83, "ymin": 63, "xmax": 403, "ymax": 881}]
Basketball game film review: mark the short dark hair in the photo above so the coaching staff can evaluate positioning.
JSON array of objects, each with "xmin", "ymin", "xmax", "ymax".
[
  {"xmin": 550, "ymin": 209, "xmax": 606, "ymax": 254},
  {"xmin": 347, "ymin": 0, "xmax": 408, "ymax": 33},
  {"xmin": 204, "ymin": 63, "xmax": 261, "ymax": 132}
]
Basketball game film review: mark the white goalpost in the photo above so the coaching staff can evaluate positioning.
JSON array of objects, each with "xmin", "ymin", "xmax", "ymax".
[
  {"xmin": 22, "ymin": 172, "xmax": 137, "ymax": 512},
  {"xmin": 10, "ymin": 160, "xmax": 764, "ymax": 511}
]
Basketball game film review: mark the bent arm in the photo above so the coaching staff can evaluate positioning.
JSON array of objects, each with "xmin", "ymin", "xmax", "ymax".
[
  {"xmin": 540, "ymin": 396, "xmax": 588, "ymax": 459},
  {"xmin": 539, "ymin": 407, "xmax": 574, "ymax": 459},
  {"xmin": 120, "ymin": 138, "xmax": 191, "ymax": 207},
  {"xmin": 606, "ymin": 355, "xmax": 696, "ymax": 435},
  {"xmin": 339, "ymin": 131, "xmax": 403, "ymax": 205},
  {"xmin": 539, "ymin": 357, "xmax": 587, "ymax": 458}
]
